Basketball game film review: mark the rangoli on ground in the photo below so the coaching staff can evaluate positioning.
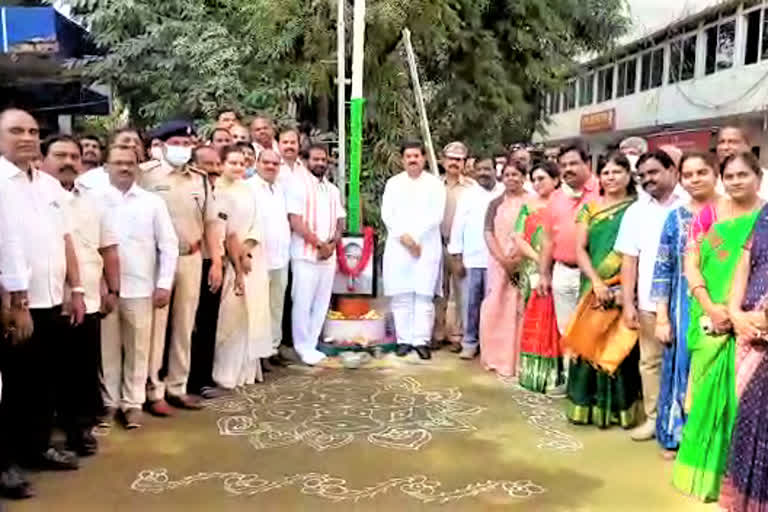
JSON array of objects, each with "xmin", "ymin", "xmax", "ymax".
[
  {"xmin": 207, "ymin": 375, "xmax": 485, "ymax": 451},
  {"xmin": 131, "ymin": 469, "xmax": 547, "ymax": 504}
]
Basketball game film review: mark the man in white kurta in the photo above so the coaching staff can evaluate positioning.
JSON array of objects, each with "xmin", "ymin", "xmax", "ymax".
[
  {"xmin": 246, "ymin": 150, "xmax": 291, "ymax": 362},
  {"xmin": 382, "ymin": 141, "xmax": 446, "ymax": 360},
  {"xmin": 287, "ymin": 145, "xmax": 346, "ymax": 366}
]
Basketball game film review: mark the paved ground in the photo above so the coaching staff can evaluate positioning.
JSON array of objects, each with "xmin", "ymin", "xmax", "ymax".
[{"xmin": 12, "ymin": 352, "xmax": 712, "ymax": 511}]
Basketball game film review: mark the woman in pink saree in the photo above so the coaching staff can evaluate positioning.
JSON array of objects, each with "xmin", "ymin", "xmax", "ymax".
[{"xmin": 479, "ymin": 160, "xmax": 532, "ymax": 377}]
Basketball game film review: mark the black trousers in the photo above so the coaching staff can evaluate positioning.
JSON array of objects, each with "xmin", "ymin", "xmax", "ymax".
[
  {"xmin": 0, "ymin": 307, "xmax": 62, "ymax": 468},
  {"xmin": 280, "ymin": 263, "xmax": 294, "ymax": 347},
  {"xmin": 187, "ymin": 259, "xmax": 221, "ymax": 394},
  {"xmin": 57, "ymin": 312, "xmax": 103, "ymax": 432}
]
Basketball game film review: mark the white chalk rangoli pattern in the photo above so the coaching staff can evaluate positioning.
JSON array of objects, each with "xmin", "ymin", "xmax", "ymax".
[
  {"xmin": 497, "ymin": 376, "xmax": 584, "ymax": 452},
  {"xmin": 207, "ymin": 375, "xmax": 485, "ymax": 451},
  {"xmin": 131, "ymin": 469, "xmax": 547, "ymax": 504}
]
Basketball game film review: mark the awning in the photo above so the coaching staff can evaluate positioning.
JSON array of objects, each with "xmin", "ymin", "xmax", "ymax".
[
  {"xmin": 0, "ymin": 81, "xmax": 110, "ymax": 116},
  {"xmin": 1, "ymin": 6, "xmax": 102, "ymax": 58}
]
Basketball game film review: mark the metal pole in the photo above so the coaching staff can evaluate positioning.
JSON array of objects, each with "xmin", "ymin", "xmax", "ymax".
[
  {"xmin": 351, "ymin": 0, "xmax": 365, "ymax": 99},
  {"xmin": 336, "ymin": 0, "xmax": 346, "ymax": 204},
  {"xmin": 402, "ymin": 28, "xmax": 438, "ymax": 175}
]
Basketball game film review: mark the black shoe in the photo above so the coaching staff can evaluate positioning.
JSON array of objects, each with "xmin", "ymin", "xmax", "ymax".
[
  {"xmin": 0, "ymin": 465, "xmax": 34, "ymax": 500},
  {"xmin": 449, "ymin": 343, "xmax": 462, "ymax": 354},
  {"xmin": 34, "ymin": 447, "xmax": 79, "ymax": 471},
  {"xmin": 261, "ymin": 358, "xmax": 273, "ymax": 373},
  {"xmin": 414, "ymin": 346, "xmax": 432, "ymax": 360},
  {"xmin": 428, "ymin": 339, "xmax": 443, "ymax": 351},
  {"xmin": 68, "ymin": 428, "xmax": 98, "ymax": 457},
  {"xmin": 396, "ymin": 344, "xmax": 412, "ymax": 357},
  {"xmin": 268, "ymin": 355, "xmax": 287, "ymax": 367}
]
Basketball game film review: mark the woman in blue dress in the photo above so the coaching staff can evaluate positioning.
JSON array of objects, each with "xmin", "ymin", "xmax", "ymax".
[{"xmin": 651, "ymin": 151, "xmax": 720, "ymax": 457}]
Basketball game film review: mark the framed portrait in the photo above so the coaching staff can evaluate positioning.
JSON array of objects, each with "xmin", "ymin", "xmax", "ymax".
[{"xmin": 333, "ymin": 232, "xmax": 376, "ymax": 296}]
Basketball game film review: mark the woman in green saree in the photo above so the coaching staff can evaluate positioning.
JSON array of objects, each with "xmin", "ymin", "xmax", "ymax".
[
  {"xmin": 561, "ymin": 153, "xmax": 640, "ymax": 428},
  {"xmin": 673, "ymin": 151, "xmax": 765, "ymax": 502}
]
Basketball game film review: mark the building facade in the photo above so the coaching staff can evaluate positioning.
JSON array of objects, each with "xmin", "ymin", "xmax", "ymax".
[{"xmin": 534, "ymin": 0, "xmax": 768, "ymax": 166}]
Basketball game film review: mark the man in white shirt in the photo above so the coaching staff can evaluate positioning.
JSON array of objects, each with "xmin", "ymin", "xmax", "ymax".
[
  {"xmin": 0, "ymin": 176, "xmax": 32, "ymax": 501},
  {"xmin": 77, "ymin": 127, "xmax": 147, "ymax": 190},
  {"xmin": 277, "ymin": 127, "xmax": 308, "ymax": 193},
  {"xmin": 79, "ymin": 134, "xmax": 103, "ymax": 172},
  {"xmin": 250, "ymin": 114, "xmax": 280, "ymax": 158},
  {"xmin": 616, "ymin": 149, "xmax": 688, "ymax": 442},
  {"xmin": 448, "ymin": 157, "xmax": 499, "ymax": 360},
  {"xmin": 247, "ymin": 149, "xmax": 291, "ymax": 367},
  {"xmin": 40, "ymin": 134, "xmax": 120, "ymax": 457},
  {"xmin": 100, "ymin": 144, "xmax": 178, "ymax": 430},
  {"xmin": 287, "ymin": 144, "xmax": 346, "ymax": 365},
  {"xmin": 0, "ymin": 108, "xmax": 87, "ymax": 480},
  {"xmin": 382, "ymin": 140, "xmax": 446, "ymax": 360}
]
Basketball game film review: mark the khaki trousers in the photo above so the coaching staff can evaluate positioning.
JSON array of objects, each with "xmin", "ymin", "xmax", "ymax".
[
  {"xmin": 433, "ymin": 251, "xmax": 463, "ymax": 342},
  {"xmin": 100, "ymin": 298, "xmax": 154, "ymax": 412},
  {"xmin": 268, "ymin": 266, "xmax": 289, "ymax": 355},
  {"xmin": 147, "ymin": 252, "xmax": 203, "ymax": 401},
  {"xmin": 639, "ymin": 311, "xmax": 663, "ymax": 420}
]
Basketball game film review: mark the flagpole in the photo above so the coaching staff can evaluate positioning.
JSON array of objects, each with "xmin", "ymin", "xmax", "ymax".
[
  {"xmin": 336, "ymin": 0, "xmax": 346, "ymax": 205},
  {"xmin": 348, "ymin": 0, "xmax": 366, "ymax": 234}
]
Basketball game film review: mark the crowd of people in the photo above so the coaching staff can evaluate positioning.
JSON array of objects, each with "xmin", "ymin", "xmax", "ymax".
[
  {"xmin": 0, "ymin": 107, "xmax": 344, "ymax": 503},
  {"xmin": 436, "ymin": 127, "xmax": 768, "ymax": 511},
  {"xmin": 0, "ymin": 103, "xmax": 767, "ymax": 511}
]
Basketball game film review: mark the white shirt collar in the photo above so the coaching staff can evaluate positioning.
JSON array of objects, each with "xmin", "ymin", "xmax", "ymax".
[
  {"xmin": 109, "ymin": 181, "xmax": 141, "ymax": 198},
  {"xmin": 0, "ymin": 156, "xmax": 30, "ymax": 180},
  {"xmin": 252, "ymin": 173, "xmax": 279, "ymax": 189},
  {"xmin": 644, "ymin": 184, "xmax": 689, "ymax": 206}
]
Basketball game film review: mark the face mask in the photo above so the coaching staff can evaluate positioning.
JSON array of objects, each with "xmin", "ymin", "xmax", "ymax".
[
  {"xmin": 164, "ymin": 145, "xmax": 191, "ymax": 167},
  {"xmin": 149, "ymin": 146, "xmax": 164, "ymax": 161},
  {"xmin": 626, "ymin": 154, "xmax": 639, "ymax": 172}
]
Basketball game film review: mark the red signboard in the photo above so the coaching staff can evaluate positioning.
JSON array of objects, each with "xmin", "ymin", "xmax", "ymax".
[
  {"xmin": 580, "ymin": 109, "xmax": 616, "ymax": 134},
  {"xmin": 647, "ymin": 130, "xmax": 713, "ymax": 152}
]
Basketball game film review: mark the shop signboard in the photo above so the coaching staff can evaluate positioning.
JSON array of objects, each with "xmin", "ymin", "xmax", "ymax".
[{"xmin": 580, "ymin": 109, "xmax": 615, "ymax": 134}]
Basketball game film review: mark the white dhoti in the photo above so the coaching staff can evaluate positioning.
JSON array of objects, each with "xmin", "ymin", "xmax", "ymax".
[
  {"xmin": 291, "ymin": 259, "xmax": 336, "ymax": 365},
  {"xmin": 213, "ymin": 251, "xmax": 271, "ymax": 388}
]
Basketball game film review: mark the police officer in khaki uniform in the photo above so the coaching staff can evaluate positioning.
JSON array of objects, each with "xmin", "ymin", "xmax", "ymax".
[{"xmin": 140, "ymin": 121, "xmax": 223, "ymax": 414}]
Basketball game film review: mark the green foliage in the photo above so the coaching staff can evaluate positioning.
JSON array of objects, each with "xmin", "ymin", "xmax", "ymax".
[{"xmin": 70, "ymin": 0, "xmax": 629, "ymax": 231}]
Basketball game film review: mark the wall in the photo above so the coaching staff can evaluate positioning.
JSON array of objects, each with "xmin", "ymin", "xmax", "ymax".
[{"xmin": 535, "ymin": 59, "xmax": 768, "ymax": 144}]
